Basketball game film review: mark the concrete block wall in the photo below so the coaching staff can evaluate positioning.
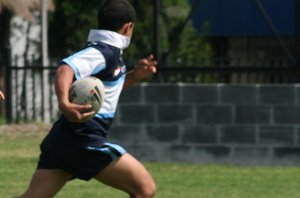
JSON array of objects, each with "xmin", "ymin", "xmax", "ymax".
[{"xmin": 109, "ymin": 83, "xmax": 300, "ymax": 165}]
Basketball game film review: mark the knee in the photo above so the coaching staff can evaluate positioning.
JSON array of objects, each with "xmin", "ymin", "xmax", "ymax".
[
  {"xmin": 143, "ymin": 180, "xmax": 157, "ymax": 198},
  {"xmin": 135, "ymin": 179, "xmax": 156, "ymax": 198}
]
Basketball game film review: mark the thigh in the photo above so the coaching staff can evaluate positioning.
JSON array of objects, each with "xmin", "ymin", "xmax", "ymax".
[
  {"xmin": 94, "ymin": 153, "xmax": 155, "ymax": 195},
  {"xmin": 19, "ymin": 169, "xmax": 72, "ymax": 198}
]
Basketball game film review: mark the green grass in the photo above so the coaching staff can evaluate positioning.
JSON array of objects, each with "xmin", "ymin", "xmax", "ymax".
[{"xmin": 1, "ymin": 130, "xmax": 300, "ymax": 198}]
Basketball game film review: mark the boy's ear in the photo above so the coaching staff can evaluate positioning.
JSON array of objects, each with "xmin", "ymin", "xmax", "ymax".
[
  {"xmin": 119, "ymin": 22, "xmax": 134, "ymax": 35},
  {"xmin": 128, "ymin": 22, "xmax": 134, "ymax": 28}
]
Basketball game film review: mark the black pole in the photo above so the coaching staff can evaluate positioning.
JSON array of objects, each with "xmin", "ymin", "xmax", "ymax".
[
  {"xmin": 0, "ymin": 9, "xmax": 13, "ymax": 123},
  {"xmin": 153, "ymin": 0, "xmax": 160, "ymax": 64},
  {"xmin": 296, "ymin": 0, "xmax": 300, "ymax": 66},
  {"xmin": 253, "ymin": 0, "xmax": 296, "ymax": 65},
  {"xmin": 5, "ymin": 47, "xmax": 12, "ymax": 123}
]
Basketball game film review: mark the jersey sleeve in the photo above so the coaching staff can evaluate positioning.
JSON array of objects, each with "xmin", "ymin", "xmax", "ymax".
[{"xmin": 62, "ymin": 47, "xmax": 106, "ymax": 80}]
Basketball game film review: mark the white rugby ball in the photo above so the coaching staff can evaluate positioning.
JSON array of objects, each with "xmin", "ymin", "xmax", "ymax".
[{"xmin": 69, "ymin": 77, "xmax": 105, "ymax": 112}]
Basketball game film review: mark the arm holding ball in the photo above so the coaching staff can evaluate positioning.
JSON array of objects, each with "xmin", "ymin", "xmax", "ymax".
[{"xmin": 55, "ymin": 64, "xmax": 95, "ymax": 122}]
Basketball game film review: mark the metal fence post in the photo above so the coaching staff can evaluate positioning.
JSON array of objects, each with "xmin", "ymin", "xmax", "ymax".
[{"xmin": 5, "ymin": 48, "xmax": 12, "ymax": 123}]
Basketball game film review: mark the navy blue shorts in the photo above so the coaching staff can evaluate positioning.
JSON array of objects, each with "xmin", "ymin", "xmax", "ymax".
[{"xmin": 37, "ymin": 141, "xmax": 126, "ymax": 181}]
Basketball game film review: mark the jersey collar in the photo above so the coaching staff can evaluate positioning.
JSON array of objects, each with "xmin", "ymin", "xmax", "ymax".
[{"xmin": 87, "ymin": 29, "xmax": 130, "ymax": 50}]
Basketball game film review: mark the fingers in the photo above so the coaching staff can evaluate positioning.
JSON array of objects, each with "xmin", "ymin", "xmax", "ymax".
[
  {"xmin": 0, "ymin": 91, "xmax": 5, "ymax": 100},
  {"xmin": 69, "ymin": 109, "xmax": 95, "ymax": 123},
  {"xmin": 131, "ymin": 55, "xmax": 158, "ymax": 82},
  {"xmin": 147, "ymin": 54, "xmax": 157, "ymax": 66},
  {"xmin": 79, "ymin": 111, "xmax": 96, "ymax": 122},
  {"xmin": 74, "ymin": 103, "xmax": 93, "ymax": 112},
  {"xmin": 149, "ymin": 66, "xmax": 157, "ymax": 73},
  {"xmin": 147, "ymin": 54, "xmax": 154, "ymax": 61},
  {"xmin": 138, "ymin": 55, "xmax": 157, "ymax": 67},
  {"xmin": 73, "ymin": 103, "xmax": 95, "ymax": 122},
  {"xmin": 146, "ymin": 55, "xmax": 157, "ymax": 74},
  {"xmin": 60, "ymin": 102, "xmax": 95, "ymax": 123}
]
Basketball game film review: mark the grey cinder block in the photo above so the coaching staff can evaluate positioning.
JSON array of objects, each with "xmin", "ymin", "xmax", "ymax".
[
  {"xmin": 182, "ymin": 85, "xmax": 218, "ymax": 104},
  {"xmin": 144, "ymin": 85, "xmax": 180, "ymax": 103},
  {"xmin": 259, "ymin": 85, "xmax": 295, "ymax": 105},
  {"xmin": 220, "ymin": 85, "xmax": 257, "ymax": 104},
  {"xmin": 235, "ymin": 105, "xmax": 271, "ymax": 124},
  {"xmin": 182, "ymin": 125, "xmax": 218, "ymax": 144},
  {"xmin": 220, "ymin": 125, "xmax": 256, "ymax": 144},
  {"xmin": 157, "ymin": 104, "xmax": 193, "ymax": 124},
  {"xmin": 258, "ymin": 126, "xmax": 294, "ymax": 145},
  {"xmin": 146, "ymin": 125, "xmax": 180, "ymax": 142},
  {"xmin": 119, "ymin": 104, "xmax": 155, "ymax": 124},
  {"xmin": 196, "ymin": 105, "xmax": 233, "ymax": 124},
  {"xmin": 274, "ymin": 106, "xmax": 300, "ymax": 124}
]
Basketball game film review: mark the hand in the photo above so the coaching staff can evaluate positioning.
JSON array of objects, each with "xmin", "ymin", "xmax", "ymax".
[
  {"xmin": 0, "ymin": 91, "xmax": 5, "ymax": 101},
  {"xmin": 59, "ymin": 101, "xmax": 95, "ymax": 123},
  {"xmin": 133, "ymin": 54, "xmax": 157, "ymax": 81}
]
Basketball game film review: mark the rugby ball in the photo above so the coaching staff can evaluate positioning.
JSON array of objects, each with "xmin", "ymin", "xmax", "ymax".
[{"xmin": 69, "ymin": 77, "xmax": 105, "ymax": 112}]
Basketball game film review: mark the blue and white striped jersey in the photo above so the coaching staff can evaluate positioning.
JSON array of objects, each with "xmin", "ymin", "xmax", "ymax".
[{"xmin": 52, "ymin": 30, "xmax": 131, "ymax": 145}]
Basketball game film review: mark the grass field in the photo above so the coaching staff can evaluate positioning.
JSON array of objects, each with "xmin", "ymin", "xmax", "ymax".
[{"xmin": 1, "ymin": 124, "xmax": 300, "ymax": 198}]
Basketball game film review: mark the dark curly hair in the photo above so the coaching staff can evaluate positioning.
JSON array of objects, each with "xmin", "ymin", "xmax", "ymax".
[{"xmin": 98, "ymin": 0, "xmax": 136, "ymax": 31}]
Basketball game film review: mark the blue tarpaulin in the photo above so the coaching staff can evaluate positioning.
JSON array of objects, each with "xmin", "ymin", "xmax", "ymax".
[{"xmin": 189, "ymin": 0, "xmax": 295, "ymax": 36}]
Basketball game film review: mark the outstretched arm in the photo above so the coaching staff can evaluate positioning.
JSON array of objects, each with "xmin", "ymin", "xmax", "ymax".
[
  {"xmin": 55, "ymin": 64, "xmax": 95, "ymax": 122},
  {"xmin": 123, "ymin": 55, "xmax": 157, "ymax": 89}
]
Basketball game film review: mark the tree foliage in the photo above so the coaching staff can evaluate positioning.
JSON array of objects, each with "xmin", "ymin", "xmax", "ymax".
[
  {"xmin": 159, "ymin": 0, "xmax": 212, "ymax": 66},
  {"xmin": 48, "ymin": 0, "xmax": 212, "ymax": 67},
  {"xmin": 49, "ymin": 0, "xmax": 99, "ymax": 59}
]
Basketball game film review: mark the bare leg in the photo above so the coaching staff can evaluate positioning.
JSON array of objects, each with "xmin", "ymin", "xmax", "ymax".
[
  {"xmin": 94, "ymin": 153, "xmax": 156, "ymax": 198},
  {"xmin": 16, "ymin": 169, "xmax": 72, "ymax": 198}
]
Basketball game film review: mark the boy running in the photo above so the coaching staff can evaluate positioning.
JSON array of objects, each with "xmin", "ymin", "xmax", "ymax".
[{"xmin": 17, "ymin": 0, "xmax": 157, "ymax": 197}]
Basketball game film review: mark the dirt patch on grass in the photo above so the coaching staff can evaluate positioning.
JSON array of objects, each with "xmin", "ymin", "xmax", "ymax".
[{"xmin": 0, "ymin": 123, "xmax": 51, "ymax": 136}]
